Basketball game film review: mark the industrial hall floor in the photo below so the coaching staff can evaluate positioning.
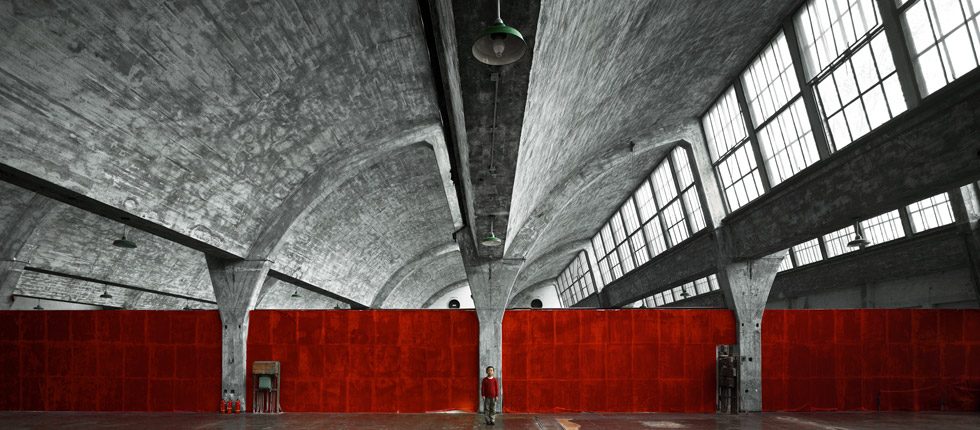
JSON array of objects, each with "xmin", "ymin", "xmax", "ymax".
[{"xmin": 2, "ymin": 412, "xmax": 980, "ymax": 429}]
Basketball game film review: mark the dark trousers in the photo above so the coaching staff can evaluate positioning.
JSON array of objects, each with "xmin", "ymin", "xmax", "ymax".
[{"xmin": 483, "ymin": 397, "xmax": 496, "ymax": 422}]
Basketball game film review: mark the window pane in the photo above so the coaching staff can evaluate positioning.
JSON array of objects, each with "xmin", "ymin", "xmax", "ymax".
[
  {"xmin": 644, "ymin": 220, "xmax": 668, "ymax": 257},
  {"xmin": 671, "ymin": 147, "xmax": 696, "ymax": 188},
  {"xmin": 796, "ymin": 0, "xmax": 883, "ymax": 78},
  {"xmin": 813, "ymin": 32, "xmax": 907, "ymax": 150},
  {"xmin": 622, "ymin": 198, "xmax": 641, "ymax": 233},
  {"xmin": 630, "ymin": 231, "xmax": 650, "ymax": 266},
  {"xmin": 635, "ymin": 181, "xmax": 657, "ymax": 222},
  {"xmin": 778, "ymin": 254, "xmax": 794, "ymax": 272},
  {"xmin": 610, "ymin": 212, "xmax": 627, "ymax": 243},
  {"xmin": 717, "ymin": 144, "xmax": 765, "ymax": 210},
  {"xmin": 702, "ymin": 86, "xmax": 750, "ymax": 160},
  {"xmin": 901, "ymin": 0, "xmax": 980, "ymax": 95},
  {"xmin": 741, "ymin": 31, "xmax": 802, "ymax": 125},
  {"xmin": 860, "ymin": 210, "xmax": 906, "ymax": 245},
  {"xmin": 682, "ymin": 188, "xmax": 707, "ymax": 232},
  {"xmin": 793, "ymin": 238, "xmax": 825, "ymax": 265},
  {"xmin": 661, "ymin": 200, "xmax": 690, "ymax": 246},
  {"xmin": 756, "ymin": 99, "xmax": 820, "ymax": 184},
  {"xmin": 823, "ymin": 225, "xmax": 857, "ymax": 258},
  {"xmin": 652, "ymin": 162, "xmax": 679, "ymax": 207},
  {"xmin": 907, "ymin": 192, "xmax": 956, "ymax": 232}
]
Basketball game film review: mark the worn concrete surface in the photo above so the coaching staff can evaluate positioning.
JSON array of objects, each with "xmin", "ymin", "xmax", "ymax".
[
  {"xmin": 505, "ymin": 0, "xmax": 801, "ymax": 286},
  {"xmin": 2, "ymin": 412, "xmax": 980, "ymax": 429},
  {"xmin": 717, "ymin": 252, "xmax": 786, "ymax": 412}
]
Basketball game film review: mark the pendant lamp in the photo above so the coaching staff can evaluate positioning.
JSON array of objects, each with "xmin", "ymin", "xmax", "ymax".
[{"xmin": 472, "ymin": 0, "xmax": 527, "ymax": 65}]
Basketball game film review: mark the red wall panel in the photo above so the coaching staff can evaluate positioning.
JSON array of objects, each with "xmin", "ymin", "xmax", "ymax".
[
  {"xmin": 502, "ymin": 309, "xmax": 736, "ymax": 413},
  {"xmin": 246, "ymin": 310, "xmax": 479, "ymax": 413},
  {"xmin": 762, "ymin": 309, "xmax": 980, "ymax": 412},
  {"xmin": 0, "ymin": 311, "xmax": 221, "ymax": 412}
]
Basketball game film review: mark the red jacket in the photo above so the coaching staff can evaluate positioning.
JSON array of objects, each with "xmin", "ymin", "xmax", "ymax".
[{"xmin": 481, "ymin": 377, "xmax": 499, "ymax": 398}]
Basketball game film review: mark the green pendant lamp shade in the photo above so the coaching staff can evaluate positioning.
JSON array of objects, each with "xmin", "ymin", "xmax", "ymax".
[{"xmin": 472, "ymin": 1, "xmax": 526, "ymax": 65}]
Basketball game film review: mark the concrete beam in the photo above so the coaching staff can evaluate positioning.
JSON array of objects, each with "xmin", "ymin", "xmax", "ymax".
[
  {"xmin": 601, "ymin": 230, "xmax": 718, "ymax": 308},
  {"xmin": 772, "ymin": 227, "xmax": 968, "ymax": 301},
  {"xmin": 266, "ymin": 270, "xmax": 368, "ymax": 310}
]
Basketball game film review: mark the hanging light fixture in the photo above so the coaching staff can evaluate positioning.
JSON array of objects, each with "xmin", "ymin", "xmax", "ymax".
[
  {"xmin": 480, "ymin": 215, "xmax": 503, "ymax": 247},
  {"xmin": 33, "ymin": 299, "xmax": 43, "ymax": 310},
  {"xmin": 99, "ymin": 287, "xmax": 112, "ymax": 299},
  {"xmin": 472, "ymin": 0, "xmax": 527, "ymax": 65},
  {"xmin": 847, "ymin": 220, "xmax": 870, "ymax": 248},
  {"xmin": 291, "ymin": 289, "xmax": 301, "ymax": 298},
  {"xmin": 112, "ymin": 226, "xmax": 137, "ymax": 249}
]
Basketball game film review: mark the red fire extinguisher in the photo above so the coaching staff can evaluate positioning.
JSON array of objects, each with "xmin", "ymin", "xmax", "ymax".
[
  {"xmin": 234, "ymin": 398, "xmax": 242, "ymax": 414},
  {"xmin": 220, "ymin": 390, "xmax": 228, "ymax": 414}
]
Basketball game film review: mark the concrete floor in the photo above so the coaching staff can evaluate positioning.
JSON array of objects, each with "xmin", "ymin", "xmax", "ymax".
[{"xmin": 2, "ymin": 412, "xmax": 980, "ymax": 429}]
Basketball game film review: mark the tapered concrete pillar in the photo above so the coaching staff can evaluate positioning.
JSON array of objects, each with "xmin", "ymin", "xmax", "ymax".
[
  {"xmin": 458, "ymin": 234, "xmax": 521, "ymax": 407},
  {"xmin": 206, "ymin": 256, "xmax": 271, "ymax": 405},
  {"xmin": 717, "ymin": 250, "xmax": 786, "ymax": 412}
]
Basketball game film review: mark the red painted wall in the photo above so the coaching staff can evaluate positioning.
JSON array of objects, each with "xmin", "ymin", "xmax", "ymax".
[
  {"xmin": 502, "ymin": 309, "xmax": 736, "ymax": 413},
  {"xmin": 762, "ymin": 309, "xmax": 980, "ymax": 411},
  {"xmin": 0, "ymin": 311, "xmax": 221, "ymax": 412},
  {"xmin": 246, "ymin": 310, "xmax": 479, "ymax": 412}
]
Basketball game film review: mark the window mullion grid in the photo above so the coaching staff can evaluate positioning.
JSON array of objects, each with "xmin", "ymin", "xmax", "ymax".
[
  {"xmin": 875, "ymin": 0, "xmax": 922, "ymax": 107},
  {"xmin": 784, "ymin": 18, "xmax": 834, "ymax": 159},
  {"xmin": 816, "ymin": 234, "xmax": 830, "ymax": 261},
  {"xmin": 733, "ymin": 79, "xmax": 773, "ymax": 192},
  {"xmin": 788, "ymin": 246, "xmax": 800, "ymax": 268},
  {"xmin": 554, "ymin": 282, "xmax": 565, "ymax": 308},
  {"xmin": 632, "ymin": 184, "xmax": 654, "ymax": 262},
  {"xmin": 583, "ymin": 250, "xmax": 601, "ymax": 296},
  {"xmin": 666, "ymin": 153, "xmax": 695, "ymax": 237},
  {"xmin": 624, "ymin": 195, "xmax": 644, "ymax": 270},
  {"xmin": 654, "ymin": 189, "xmax": 674, "ymax": 248}
]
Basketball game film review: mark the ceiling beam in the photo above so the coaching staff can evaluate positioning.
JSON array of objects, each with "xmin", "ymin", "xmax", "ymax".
[{"xmin": 24, "ymin": 266, "xmax": 215, "ymax": 304}]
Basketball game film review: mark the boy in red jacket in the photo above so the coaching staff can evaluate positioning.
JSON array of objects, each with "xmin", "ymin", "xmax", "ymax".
[{"xmin": 481, "ymin": 366, "xmax": 499, "ymax": 425}]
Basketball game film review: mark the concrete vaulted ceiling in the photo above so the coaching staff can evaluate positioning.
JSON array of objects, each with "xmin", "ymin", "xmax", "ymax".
[
  {"xmin": 0, "ymin": 0, "xmax": 809, "ymax": 309},
  {"xmin": 504, "ymin": 0, "xmax": 804, "ymax": 292}
]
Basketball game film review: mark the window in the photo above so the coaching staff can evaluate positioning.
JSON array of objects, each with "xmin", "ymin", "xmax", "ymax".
[
  {"xmin": 907, "ymin": 192, "xmax": 956, "ymax": 232},
  {"xmin": 860, "ymin": 210, "xmax": 906, "ymax": 245},
  {"xmin": 797, "ymin": 0, "xmax": 907, "ymax": 150},
  {"xmin": 900, "ymin": 0, "xmax": 980, "ymax": 95},
  {"xmin": 703, "ymin": 87, "xmax": 765, "ymax": 211},
  {"xmin": 778, "ymin": 254, "xmax": 795, "ymax": 272},
  {"xmin": 585, "ymin": 147, "xmax": 707, "ymax": 284},
  {"xmin": 555, "ymin": 251, "xmax": 597, "ymax": 307},
  {"xmin": 822, "ymin": 225, "xmax": 857, "ymax": 258},
  {"xmin": 634, "ymin": 274, "xmax": 720, "ymax": 308},
  {"xmin": 742, "ymin": 32, "xmax": 821, "ymax": 185},
  {"xmin": 793, "ymin": 238, "xmax": 825, "ymax": 265}
]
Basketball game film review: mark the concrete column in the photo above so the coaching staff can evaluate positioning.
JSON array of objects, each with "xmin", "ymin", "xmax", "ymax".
[
  {"xmin": 458, "ymin": 234, "xmax": 521, "ymax": 408},
  {"xmin": 949, "ymin": 184, "xmax": 980, "ymax": 305},
  {"xmin": 206, "ymin": 256, "xmax": 271, "ymax": 405},
  {"xmin": 717, "ymin": 248, "xmax": 786, "ymax": 412}
]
